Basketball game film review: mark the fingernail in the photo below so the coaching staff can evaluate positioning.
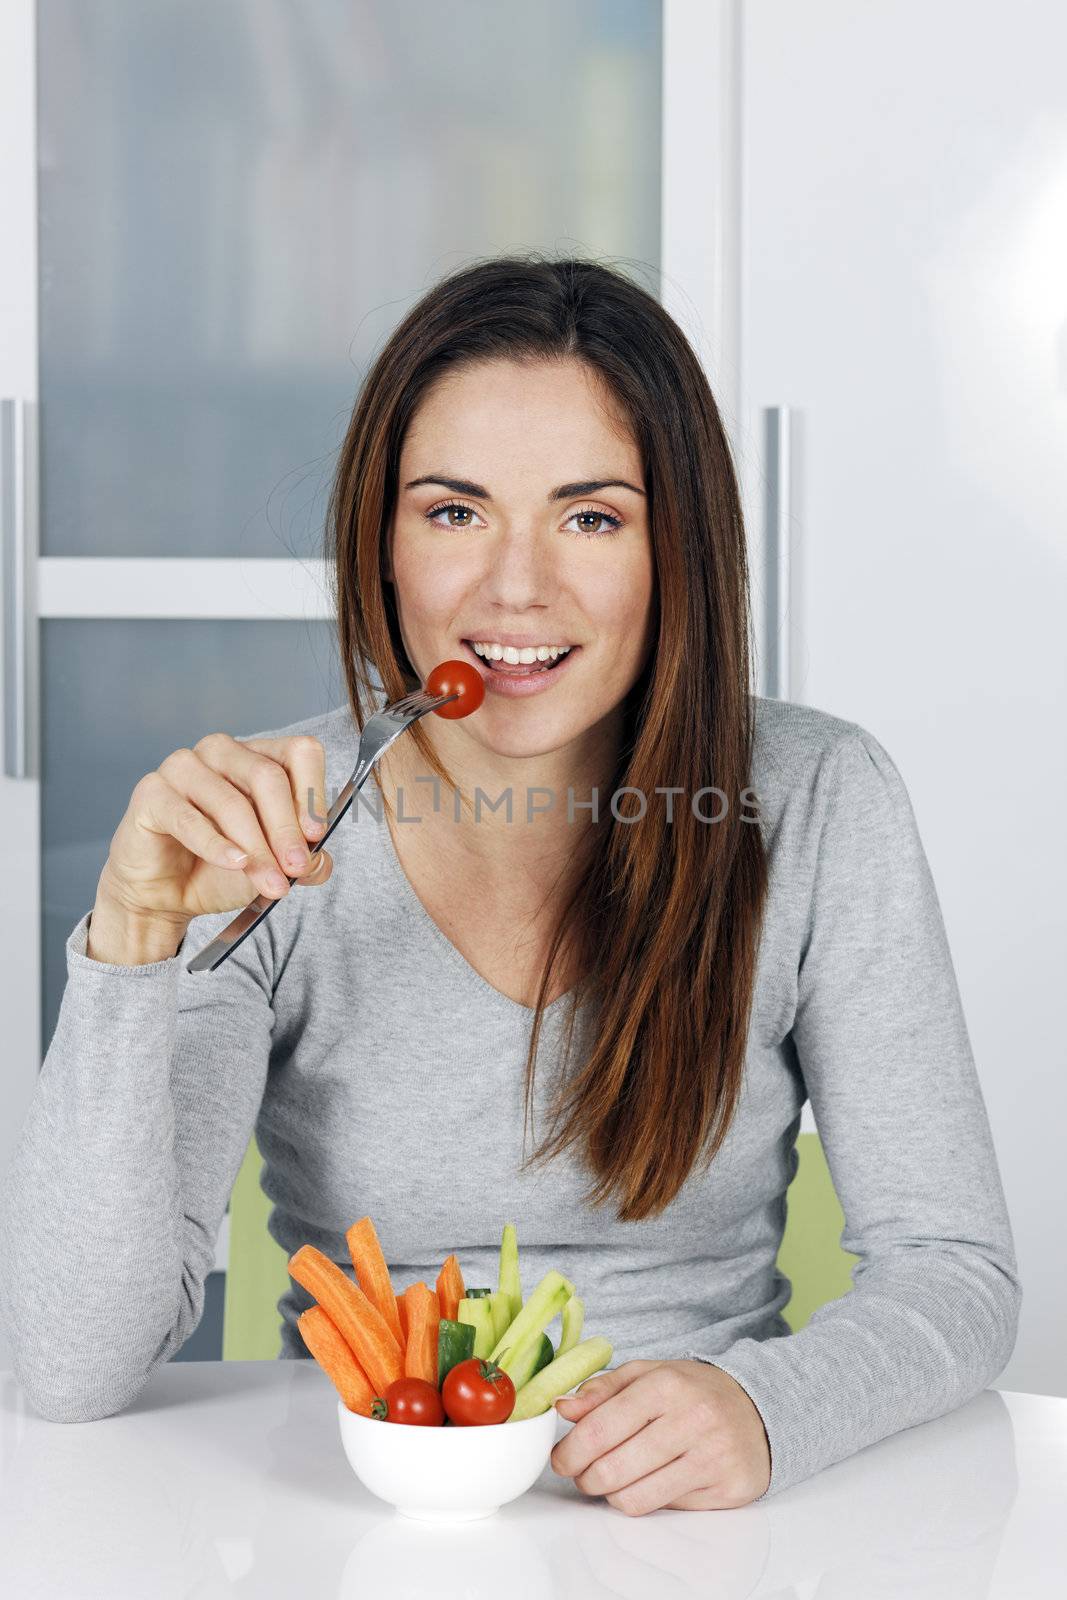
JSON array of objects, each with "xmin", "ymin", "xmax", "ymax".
[
  {"xmin": 226, "ymin": 847, "xmax": 248, "ymax": 865},
  {"xmin": 285, "ymin": 848, "xmax": 308, "ymax": 871},
  {"xmin": 266, "ymin": 870, "xmax": 289, "ymax": 894}
]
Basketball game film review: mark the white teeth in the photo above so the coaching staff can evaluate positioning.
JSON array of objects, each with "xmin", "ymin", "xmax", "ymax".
[{"xmin": 470, "ymin": 641, "xmax": 572, "ymax": 662}]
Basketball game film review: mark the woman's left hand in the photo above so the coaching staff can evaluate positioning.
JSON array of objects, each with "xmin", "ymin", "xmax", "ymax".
[{"xmin": 550, "ymin": 1359, "xmax": 771, "ymax": 1515}]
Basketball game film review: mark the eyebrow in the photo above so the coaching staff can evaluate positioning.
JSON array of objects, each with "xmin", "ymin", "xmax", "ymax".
[{"xmin": 403, "ymin": 473, "xmax": 647, "ymax": 501}]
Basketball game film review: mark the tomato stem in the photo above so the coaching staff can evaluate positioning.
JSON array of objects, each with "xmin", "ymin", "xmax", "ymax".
[{"xmin": 370, "ymin": 1397, "xmax": 388, "ymax": 1420}]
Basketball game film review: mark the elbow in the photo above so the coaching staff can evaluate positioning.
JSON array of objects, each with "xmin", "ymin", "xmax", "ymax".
[
  {"xmin": 985, "ymin": 1255, "xmax": 1022, "ymax": 1380},
  {"xmin": 14, "ymin": 1364, "xmax": 146, "ymax": 1424},
  {"xmin": 7, "ymin": 1306, "xmax": 184, "ymax": 1425},
  {"xmin": 950, "ymin": 1240, "xmax": 1022, "ymax": 1390}
]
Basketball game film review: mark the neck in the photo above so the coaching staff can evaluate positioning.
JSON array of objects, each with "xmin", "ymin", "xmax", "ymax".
[{"xmin": 374, "ymin": 708, "xmax": 624, "ymax": 881}]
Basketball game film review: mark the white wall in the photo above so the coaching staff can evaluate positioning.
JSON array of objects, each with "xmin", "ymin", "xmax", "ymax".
[
  {"xmin": 736, "ymin": 0, "xmax": 1067, "ymax": 1398},
  {"xmin": 0, "ymin": 0, "xmax": 40, "ymax": 1378}
]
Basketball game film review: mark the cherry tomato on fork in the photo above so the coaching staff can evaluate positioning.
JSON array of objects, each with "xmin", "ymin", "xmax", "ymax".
[
  {"xmin": 441, "ymin": 1358, "xmax": 516, "ymax": 1426},
  {"xmin": 425, "ymin": 659, "xmax": 486, "ymax": 719},
  {"xmin": 370, "ymin": 1377, "xmax": 444, "ymax": 1426}
]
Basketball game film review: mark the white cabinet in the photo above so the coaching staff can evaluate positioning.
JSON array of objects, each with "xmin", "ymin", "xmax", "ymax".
[{"xmin": 737, "ymin": 0, "xmax": 1067, "ymax": 1396}]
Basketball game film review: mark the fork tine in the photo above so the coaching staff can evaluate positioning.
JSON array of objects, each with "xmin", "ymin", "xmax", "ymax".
[{"xmin": 389, "ymin": 688, "xmax": 451, "ymax": 717}]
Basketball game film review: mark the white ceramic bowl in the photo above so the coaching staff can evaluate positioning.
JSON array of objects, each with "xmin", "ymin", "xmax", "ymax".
[{"xmin": 337, "ymin": 1400, "xmax": 559, "ymax": 1520}]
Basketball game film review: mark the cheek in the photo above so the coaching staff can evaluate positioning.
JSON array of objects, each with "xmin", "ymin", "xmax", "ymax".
[
  {"xmin": 392, "ymin": 542, "xmax": 469, "ymax": 626},
  {"xmin": 581, "ymin": 555, "xmax": 655, "ymax": 659}
]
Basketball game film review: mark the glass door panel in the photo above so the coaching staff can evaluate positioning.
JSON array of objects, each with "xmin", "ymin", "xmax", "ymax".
[
  {"xmin": 41, "ymin": 616, "xmax": 343, "ymax": 1045},
  {"xmin": 23, "ymin": 0, "xmax": 666, "ymax": 1366},
  {"xmin": 38, "ymin": 0, "xmax": 663, "ymax": 557}
]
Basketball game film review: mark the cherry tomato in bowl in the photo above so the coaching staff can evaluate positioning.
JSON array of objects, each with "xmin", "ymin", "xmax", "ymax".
[
  {"xmin": 370, "ymin": 1377, "xmax": 445, "ymax": 1426},
  {"xmin": 441, "ymin": 1358, "xmax": 516, "ymax": 1426},
  {"xmin": 425, "ymin": 659, "xmax": 486, "ymax": 719}
]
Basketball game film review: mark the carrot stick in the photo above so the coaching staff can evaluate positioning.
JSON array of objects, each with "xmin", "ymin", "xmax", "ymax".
[
  {"xmin": 396, "ymin": 1282, "xmax": 440, "ymax": 1351},
  {"xmin": 435, "ymin": 1253, "xmax": 466, "ymax": 1323},
  {"xmin": 345, "ymin": 1217, "xmax": 403, "ymax": 1347},
  {"xmin": 396, "ymin": 1281, "xmax": 424, "ymax": 1348},
  {"xmin": 298, "ymin": 1305, "xmax": 377, "ymax": 1415},
  {"xmin": 403, "ymin": 1283, "xmax": 440, "ymax": 1385},
  {"xmin": 397, "ymin": 1288, "xmax": 410, "ymax": 1346},
  {"xmin": 288, "ymin": 1244, "xmax": 402, "ymax": 1393}
]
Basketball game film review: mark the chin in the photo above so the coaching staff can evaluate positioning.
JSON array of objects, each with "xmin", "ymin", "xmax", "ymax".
[{"xmin": 473, "ymin": 711, "xmax": 587, "ymax": 758}]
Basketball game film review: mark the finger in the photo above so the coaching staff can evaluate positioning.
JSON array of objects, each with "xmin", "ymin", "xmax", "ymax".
[
  {"xmin": 551, "ymin": 1372, "xmax": 663, "ymax": 1480},
  {"xmin": 242, "ymin": 733, "xmax": 328, "ymax": 840},
  {"xmin": 132, "ymin": 772, "xmax": 257, "ymax": 873},
  {"xmin": 606, "ymin": 1454, "xmax": 703, "ymax": 1518},
  {"xmin": 294, "ymin": 848, "xmax": 332, "ymax": 887},
  {"xmin": 194, "ymin": 732, "xmax": 313, "ymax": 880},
  {"xmin": 556, "ymin": 1360, "xmax": 656, "ymax": 1413},
  {"xmin": 153, "ymin": 752, "xmax": 292, "ymax": 900},
  {"xmin": 574, "ymin": 1415, "xmax": 688, "ymax": 1502}
]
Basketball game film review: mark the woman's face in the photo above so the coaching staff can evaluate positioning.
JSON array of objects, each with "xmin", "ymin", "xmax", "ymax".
[{"xmin": 386, "ymin": 356, "xmax": 655, "ymax": 760}]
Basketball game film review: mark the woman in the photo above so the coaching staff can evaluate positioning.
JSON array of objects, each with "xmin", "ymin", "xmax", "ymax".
[{"xmin": 0, "ymin": 256, "xmax": 1019, "ymax": 1513}]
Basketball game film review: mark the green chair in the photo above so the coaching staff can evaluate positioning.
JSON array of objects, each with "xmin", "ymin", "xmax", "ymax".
[
  {"xmin": 221, "ymin": 1131, "xmax": 858, "ymax": 1359},
  {"xmin": 221, "ymin": 1134, "xmax": 293, "ymax": 1361},
  {"xmin": 776, "ymin": 1132, "xmax": 859, "ymax": 1331}
]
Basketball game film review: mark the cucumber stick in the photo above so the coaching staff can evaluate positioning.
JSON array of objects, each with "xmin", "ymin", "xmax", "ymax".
[
  {"xmin": 557, "ymin": 1294, "xmax": 584, "ymax": 1357},
  {"xmin": 465, "ymin": 1287, "xmax": 493, "ymax": 1299},
  {"xmin": 486, "ymin": 1291, "xmax": 513, "ymax": 1346},
  {"xmin": 498, "ymin": 1330, "xmax": 553, "ymax": 1390},
  {"xmin": 436, "ymin": 1318, "xmax": 475, "ymax": 1387},
  {"xmin": 507, "ymin": 1337, "xmax": 614, "ymax": 1421},
  {"xmin": 498, "ymin": 1222, "xmax": 522, "ymax": 1322},
  {"xmin": 457, "ymin": 1296, "xmax": 495, "ymax": 1359},
  {"xmin": 530, "ymin": 1332, "xmax": 554, "ymax": 1381},
  {"xmin": 489, "ymin": 1269, "xmax": 575, "ymax": 1362}
]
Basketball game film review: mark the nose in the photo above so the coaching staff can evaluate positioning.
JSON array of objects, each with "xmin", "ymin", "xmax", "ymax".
[{"xmin": 477, "ymin": 524, "xmax": 557, "ymax": 614}]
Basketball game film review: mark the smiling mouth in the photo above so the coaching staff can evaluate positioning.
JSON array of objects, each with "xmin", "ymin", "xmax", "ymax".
[{"xmin": 461, "ymin": 641, "xmax": 579, "ymax": 676}]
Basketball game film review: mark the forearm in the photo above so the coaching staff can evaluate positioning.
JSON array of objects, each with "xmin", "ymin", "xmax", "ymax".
[
  {"xmin": 684, "ymin": 1240, "xmax": 1021, "ymax": 1497},
  {"xmin": 0, "ymin": 912, "xmax": 193, "ymax": 1421}
]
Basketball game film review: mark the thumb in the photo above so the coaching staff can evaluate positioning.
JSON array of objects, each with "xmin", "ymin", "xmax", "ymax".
[
  {"xmin": 555, "ymin": 1364, "xmax": 628, "ymax": 1412},
  {"xmin": 555, "ymin": 1359, "xmax": 661, "ymax": 1412}
]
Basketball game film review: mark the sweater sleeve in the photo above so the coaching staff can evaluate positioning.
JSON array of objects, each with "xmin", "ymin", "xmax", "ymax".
[
  {"xmin": 681, "ymin": 726, "xmax": 1022, "ymax": 1498},
  {"xmin": 0, "ymin": 901, "xmax": 276, "ymax": 1423}
]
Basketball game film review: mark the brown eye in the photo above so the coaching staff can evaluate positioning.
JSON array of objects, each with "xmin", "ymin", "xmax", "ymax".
[
  {"xmin": 425, "ymin": 500, "xmax": 482, "ymax": 529},
  {"xmin": 565, "ymin": 506, "xmax": 623, "ymax": 537}
]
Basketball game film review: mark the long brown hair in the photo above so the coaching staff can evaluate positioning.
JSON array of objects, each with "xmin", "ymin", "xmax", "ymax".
[{"xmin": 325, "ymin": 253, "xmax": 768, "ymax": 1222}]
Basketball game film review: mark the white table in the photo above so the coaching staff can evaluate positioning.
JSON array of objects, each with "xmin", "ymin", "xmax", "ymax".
[{"xmin": 1, "ymin": 1361, "xmax": 1064, "ymax": 1597}]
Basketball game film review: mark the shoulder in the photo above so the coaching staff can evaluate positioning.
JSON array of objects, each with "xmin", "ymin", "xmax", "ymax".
[
  {"xmin": 746, "ymin": 699, "xmax": 924, "ymax": 998},
  {"xmin": 749, "ymin": 694, "xmax": 914, "ymax": 854}
]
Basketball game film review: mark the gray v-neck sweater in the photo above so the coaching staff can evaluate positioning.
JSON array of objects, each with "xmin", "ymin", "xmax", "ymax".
[{"xmin": 0, "ymin": 694, "xmax": 1020, "ymax": 1498}]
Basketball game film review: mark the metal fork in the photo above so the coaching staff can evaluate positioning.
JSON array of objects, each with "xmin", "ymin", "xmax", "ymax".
[{"xmin": 184, "ymin": 685, "xmax": 457, "ymax": 974}]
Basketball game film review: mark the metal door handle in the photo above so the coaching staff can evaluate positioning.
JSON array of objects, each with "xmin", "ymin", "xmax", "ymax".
[
  {"xmin": 764, "ymin": 406, "xmax": 792, "ymax": 701},
  {"xmin": 1, "ymin": 398, "xmax": 39, "ymax": 779}
]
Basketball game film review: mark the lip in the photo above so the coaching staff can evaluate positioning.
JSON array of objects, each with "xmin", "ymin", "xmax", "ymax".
[
  {"xmin": 459, "ymin": 638, "xmax": 581, "ymax": 698},
  {"xmin": 460, "ymin": 631, "xmax": 577, "ymax": 649}
]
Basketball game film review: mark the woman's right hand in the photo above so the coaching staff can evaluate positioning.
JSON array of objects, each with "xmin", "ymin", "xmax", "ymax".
[{"xmin": 94, "ymin": 732, "xmax": 335, "ymax": 934}]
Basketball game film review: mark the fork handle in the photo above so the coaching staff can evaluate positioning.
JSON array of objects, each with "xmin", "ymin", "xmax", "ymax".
[{"xmin": 183, "ymin": 756, "xmax": 375, "ymax": 974}]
